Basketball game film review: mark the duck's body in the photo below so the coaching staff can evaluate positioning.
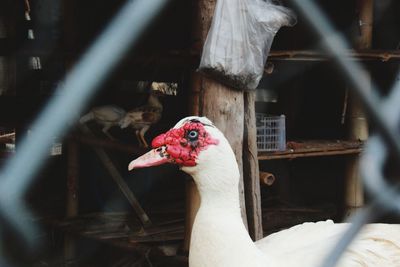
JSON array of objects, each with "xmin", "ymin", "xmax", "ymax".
[
  {"xmin": 128, "ymin": 116, "xmax": 400, "ymax": 267},
  {"xmin": 258, "ymin": 220, "xmax": 400, "ymax": 267}
]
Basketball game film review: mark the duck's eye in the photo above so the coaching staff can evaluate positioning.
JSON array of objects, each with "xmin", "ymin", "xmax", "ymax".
[{"xmin": 187, "ymin": 130, "xmax": 199, "ymax": 141}]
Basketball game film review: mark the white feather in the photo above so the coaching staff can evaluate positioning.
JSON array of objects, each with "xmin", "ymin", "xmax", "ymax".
[{"xmin": 176, "ymin": 116, "xmax": 400, "ymax": 267}]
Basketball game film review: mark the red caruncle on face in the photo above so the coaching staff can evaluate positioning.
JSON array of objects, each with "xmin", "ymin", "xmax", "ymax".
[{"xmin": 151, "ymin": 121, "xmax": 219, "ymax": 166}]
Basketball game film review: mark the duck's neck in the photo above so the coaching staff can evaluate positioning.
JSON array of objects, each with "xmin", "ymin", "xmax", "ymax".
[
  {"xmin": 197, "ymin": 170, "xmax": 241, "ymax": 213},
  {"xmin": 191, "ymin": 144, "xmax": 242, "ymax": 212},
  {"xmin": 188, "ymin": 163, "xmax": 271, "ymax": 267}
]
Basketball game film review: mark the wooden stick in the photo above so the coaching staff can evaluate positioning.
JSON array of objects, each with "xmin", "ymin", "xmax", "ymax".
[{"xmin": 79, "ymin": 125, "xmax": 152, "ymax": 228}]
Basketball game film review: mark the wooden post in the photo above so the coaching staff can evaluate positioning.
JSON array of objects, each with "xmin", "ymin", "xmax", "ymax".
[
  {"xmin": 182, "ymin": 175, "xmax": 200, "ymax": 252},
  {"xmin": 202, "ymin": 77, "xmax": 247, "ymax": 224},
  {"xmin": 243, "ymin": 91, "xmax": 263, "ymax": 240},
  {"xmin": 64, "ymin": 140, "xmax": 79, "ymax": 263},
  {"xmin": 63, "ymin": 0, "xmax": 79, "ymax": 262},
  {"xmin": 182, "ymin": 71, "xmax": 202, "ymax": 253},
  {"xmin": 183, "ymin": 0, "xmax": 249, "ymax": 252},
  {"xmin": 345, "ymin": 0, "xmax": 373, "ymax": 217}
]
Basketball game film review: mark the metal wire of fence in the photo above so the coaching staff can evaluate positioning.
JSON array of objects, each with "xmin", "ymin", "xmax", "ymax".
[
  {"xmin": 0, "ymin": 0, "xmax": 169, "ymax": 263},
  {"xmin": 0, "ymin": 0, "xmax": 399, "ymax": 266},
  {"xmin": 290, "ymin": 1, "xmax": 400, "ymax": 267}
]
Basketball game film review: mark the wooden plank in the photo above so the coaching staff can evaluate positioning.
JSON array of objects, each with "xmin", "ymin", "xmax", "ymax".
[{"xmin": 243, "ymin": 91, "xmax": 263, "ymax": 240}]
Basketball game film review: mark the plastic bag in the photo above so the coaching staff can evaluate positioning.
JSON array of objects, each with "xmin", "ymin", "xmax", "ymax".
[{"xmin": 199, "ymin": 0, "xmax": 296, "ymax": 90}]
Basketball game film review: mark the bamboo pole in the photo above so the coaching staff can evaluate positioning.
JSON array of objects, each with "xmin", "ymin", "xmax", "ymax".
[
  {"xmin": 344, "ymin": 0, "xmax": 373, "ymax": 217},
  {"xmin": 260, "ymin": 171, "xmax": 276, "ymax": 186}
]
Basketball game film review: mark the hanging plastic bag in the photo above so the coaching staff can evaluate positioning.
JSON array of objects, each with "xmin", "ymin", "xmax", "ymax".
[{"xmin": 199, "ymin": 0, "xmax": 296, "ymax": 90}]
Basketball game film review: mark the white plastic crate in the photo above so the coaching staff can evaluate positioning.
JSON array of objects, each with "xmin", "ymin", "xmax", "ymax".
[{"xmin": 256, "ymin": 114, "xmax": 286, "ymax": 152}]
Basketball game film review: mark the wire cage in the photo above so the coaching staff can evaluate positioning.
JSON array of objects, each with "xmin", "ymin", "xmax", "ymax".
[{"xmin": 256, "ymin": 114, "xmax": 286, "ymax": 152}]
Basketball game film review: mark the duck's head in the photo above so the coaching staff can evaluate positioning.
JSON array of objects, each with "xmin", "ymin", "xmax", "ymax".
[{"xmin": 128, "ymin": 116, "xmax": 240, "ymax": 190}]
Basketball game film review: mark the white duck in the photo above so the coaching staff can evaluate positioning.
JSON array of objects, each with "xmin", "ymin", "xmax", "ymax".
[{"xmin": 128, "ymin": 116, "xmax": 400, "ymax": 267}]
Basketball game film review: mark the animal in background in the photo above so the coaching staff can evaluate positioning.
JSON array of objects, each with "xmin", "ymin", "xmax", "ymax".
[
  {"xmin": 79, "ymin": 105, "xmax": 126, "ymax": 140},
  {"xmin": 119, "ymin": 90, "xmax": 163, "ymax": 148}
]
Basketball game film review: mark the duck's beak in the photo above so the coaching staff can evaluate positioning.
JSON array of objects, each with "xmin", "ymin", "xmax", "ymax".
[{"xmin": 128, "ymin": 146, "xmax": 169, "ymax": 170}]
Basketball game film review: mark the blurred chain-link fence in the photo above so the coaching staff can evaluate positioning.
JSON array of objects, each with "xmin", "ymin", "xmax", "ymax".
[{"xmin": 0, "ymin": 0, "xmax": 399, "ymax": 267}]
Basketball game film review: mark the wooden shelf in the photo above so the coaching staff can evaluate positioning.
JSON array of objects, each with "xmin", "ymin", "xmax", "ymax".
[
  {"xmin": 258, "ymin": 140, "xmax": 363, "ymax": 160},
  {"xmin": 268, "ymin": 49, "xmax": 400, "ymax": 62}
]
